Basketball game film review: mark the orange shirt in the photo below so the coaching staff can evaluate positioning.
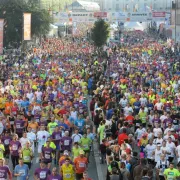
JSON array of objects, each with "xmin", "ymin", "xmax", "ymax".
[
  {"xmin": 74, "ymin": 156, "xmax": 88, "ymax": 174},
  {"xmin": 4, "ymin": 102, "xmax": 13, "ymax": 114}
]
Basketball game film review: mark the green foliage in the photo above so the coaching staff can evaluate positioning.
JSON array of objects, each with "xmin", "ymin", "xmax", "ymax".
[
  {"xmin": 0, "ymin": 0, "xmax": 52, "ymax": 47},
  {"xmin": 40, "ymin": 0, "xmax": 72, "ymax": 11},
  {"xmin": 91, "ymin": 19, "xmax": 110, "ymax": 48}
]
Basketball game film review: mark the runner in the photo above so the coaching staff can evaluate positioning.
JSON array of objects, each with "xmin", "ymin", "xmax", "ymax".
[
  {"xmin": 34, "ymin": 160, "xmax": 51, "ymax": 180},
  {"xmin": 74, "ymin": 150, "xmax": 88, "ymax": 180},
  {"xmin": 60, "ymin": 157, "xmax": 75, "ymax": 180},
  {"xmin": 14, "ymin": 158, "xmax": 29, "ymax": 180}
]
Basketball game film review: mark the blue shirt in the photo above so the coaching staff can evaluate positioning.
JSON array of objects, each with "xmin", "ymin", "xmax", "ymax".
[
  {"xmin": 14, "ymin": 164, "xmax": 29, "ymax": 180},
  {"xmin": 58, "ymin": 122, "xmax": 69, "ymax": 130},
  {"xmin": 74, "ymin": 119, "xmax": 85, "ymax": 130}
]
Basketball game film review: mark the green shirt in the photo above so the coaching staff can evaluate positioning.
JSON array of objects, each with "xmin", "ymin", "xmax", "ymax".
[
  {"xmin": 79, "ymin": 137, "xmax": 92, "ymax": 150},
  {"xmin": 164, "ymin": 168, "xmax": 179, "ymax": 180},
  {"xmin": 139, "ymin": 112, "xmax": 147, "ymax": 123},
  {"xmin": 48, "ymin": 122, "xmax": 58, "ymax": 135},
  {"xmin": 72, "ymin": 147, "xmax": 82, "ymax": 160},
  {"xmin": 0, "ymin": 144, "xmax": 5, "ymax": 158},
  {"xmin": 22, "ymin": 148, "xmax": 32, "ymax": 162},
  {"xmin": 98, "ymin": 125, "xmax": 105, "ymax": 143}
]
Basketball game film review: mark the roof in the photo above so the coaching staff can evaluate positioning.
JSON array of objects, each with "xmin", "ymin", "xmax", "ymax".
[{"xmin": 68, "ymin": 0, "xmax": 100, "ymax": 11}]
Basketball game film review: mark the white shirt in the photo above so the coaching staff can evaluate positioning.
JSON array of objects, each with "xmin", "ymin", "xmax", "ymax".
[
  {"xmin": 27, "ymin": 131, "xmax": 36, "ymax": 152},
  {"xmin": 161, "ymin": 146, "xmax": 171, "ymax": 159},
  {"xmin": 176, "ymin": 145, "xmax": 180, "ymax": 158},
  {"xmin": 20, "ymin": 137, "xmax": 30, "ymax": 148},
  {"xmin": 163, "ymin": 135, "xmax": 175, "ymax": 142},
  {"xmin": 124, "ymin": 106, "xmax": 133, "ymax": 117},
  {"xmin": 71, "ymin": 133, "xmax": 82, "ymax": 143},
  {"xmin": 135, "ymin": 128, "xmax": 146, "ymax": 139},
  {"xmin": 166, "ymin": 142, "xmax": 176, "ymax": 157},
  {"xmin": 155, "ymin": 102, "xmax": 163, "ymax": 110},
  {"xmin": 145, "ymin": 144, "xmax": 156, "ymax": 159},
  {"xmin": 160, "ymin": 115, "xmax": 167, "ymax": 123},
  {"xmin": 119, "ymin": 99, "xmax": 128, "ymax": 108},
  {"xmin": 156, "ymin": 160, "xmax": 169, "ymax": 175},
  {"xmin": 164, "ymin": 128, "xmax": 175, "ymax": 135},
  {"xmin": 153, "ymin": 138, "xmax": 163, "ymax": 146},
  {"xmin": 37, "ymin": 130, "xmax": 50, "ymax": 145},
  {"xmin": 139, "ymin": 97, "xmax": 147, "ymax": 106},
  {"xmin": 153, "ymin": 128, "xmax": 162, "ymax": 137},
  {"xmin": 26, "ymin": 92, "xmax": 34, "ymax": 102},
  {"xmin": 0, "ymin": 122, "xmax": 4, "ymax": 135},
  {"xmin": 35, "ymin": 91, "xmax": 42, "ymax": 101},
  {"xmin": 155, "ymin": 149, "xmax": 162, "ymax": 162}
]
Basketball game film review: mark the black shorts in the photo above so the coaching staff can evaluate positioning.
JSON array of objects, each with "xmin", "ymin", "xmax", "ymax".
[
  {"xmin": 44, "ymin": 160, "xmax": 52, "ymax": 164},
  {"xmin": 84, "ymin": 150, "xmax": 90, "ymax": 154}
]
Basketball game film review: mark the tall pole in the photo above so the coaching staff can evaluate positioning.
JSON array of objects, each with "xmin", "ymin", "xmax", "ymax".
[{"xmin": 175, "ymin": 0, "xmax": 177, "ymax": 43}]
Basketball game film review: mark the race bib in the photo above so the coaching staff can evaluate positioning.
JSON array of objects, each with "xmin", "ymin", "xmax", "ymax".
[
  {"xmin": 4, "ymin": 139, "xmax": 9, "ymax": 145},
  {"xmin": 55, "ymin": 134, "xmax": 60, "ymax": 140},
  {"xmin": 39, "ymin": 171, "xmax": 46, "ymax": 179},
  {"xmin": 45, "ymin": 154, "xmax": 50, "ymax": 159},
  {"xmin": 23, "ymin": 156, "xmax": 30, "ymax": 161},
  {"xmin": 79, "ymin": 162, "xmax": 85, "ymax": 168},
  {"xmin": 19, "ymin": 169, "xmax": 25, "ymax": 176},
  {"xmin": 64, "ymin": 140, "xmax": 69, "ymax": 146},
  {"xmin": 78, "ymin": 122, "xmax": 82, "ymax": 126},
  {"xmin": 65, "ymin": 173, "xmax": 71, "ymax": 178},
  {"xmin": 0, "ymin": 172, "xmax": 4, "ymax": 178},
  {"xmin": 12, "ymin": 144, "xmax": 18, "ymax": 151},
  {"xmin": 83, "ymin": 145, "xmax": 88, "ymax": 149},
  {"xmin": 16, "ymin": 124, "xmax": 21, "ymax": 128}
]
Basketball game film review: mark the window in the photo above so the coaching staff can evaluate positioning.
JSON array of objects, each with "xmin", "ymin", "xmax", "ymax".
[{"xmin": 116, "ymin": 4, "xmax": 119, "ymax": 10}]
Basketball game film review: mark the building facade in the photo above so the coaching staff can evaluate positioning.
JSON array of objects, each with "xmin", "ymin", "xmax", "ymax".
[{"xmin": 102, "ymin": 0, "xmax": 173, "ymax": 12}]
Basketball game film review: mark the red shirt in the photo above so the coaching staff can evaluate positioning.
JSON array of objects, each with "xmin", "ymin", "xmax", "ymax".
[
  {"xmin": 125, "ymin": 115, "xmax": 134, "ymax": 124},
  {"xmin": 118, "ymin": 133, "xmax": 128, "ymax": 146}
]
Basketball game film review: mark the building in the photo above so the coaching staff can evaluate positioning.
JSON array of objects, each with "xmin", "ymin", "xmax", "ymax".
[
  {"xmin": 175, "ymin": 0, "xmax": 180, "ymax": 42},
  {"xmin": 67, "ymin": 1, "xmax": 100, "ymax": 12},
  {"xmin": 102, "ymin": 0, "xmax": 173, "ymax": 12}
]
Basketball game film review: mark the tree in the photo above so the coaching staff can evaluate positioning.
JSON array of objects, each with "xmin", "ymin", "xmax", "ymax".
[
  {"xmin": 91, "ymin": 19, "xmax": 110, "ymax": 49},
  {"xmin": 0, "ymin": 0, "xmax": 52, "ymax": 47}
]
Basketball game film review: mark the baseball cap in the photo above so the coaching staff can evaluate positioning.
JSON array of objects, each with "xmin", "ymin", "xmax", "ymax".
[{"xmin": 79, "ymin": 150, "xmax": 85, "ymax": 155}]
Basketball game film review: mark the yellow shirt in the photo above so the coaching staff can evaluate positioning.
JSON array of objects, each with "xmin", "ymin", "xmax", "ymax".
[
  {"xmin": 61, "ymin": 164, "xmax": 75, "ymax": 180},
  {"xmin": 0, "ymin": 97, "xmax": 5, "ymax": 109},
  {"xmin": 0, "ymin": 144, "xmax": 5, "ymax": 158}
]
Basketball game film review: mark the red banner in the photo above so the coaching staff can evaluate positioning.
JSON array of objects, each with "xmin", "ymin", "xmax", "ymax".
[
  {"xmin": 0, "ymin": 19, "xmax": 4, "ymax": 54},
  {"xmin": 152, "ymin": 12, "xmax": 166, "ymax": 17},
  {"xmin": 94, "ymin": 12, "xmax": 107, "ymax": 18}
]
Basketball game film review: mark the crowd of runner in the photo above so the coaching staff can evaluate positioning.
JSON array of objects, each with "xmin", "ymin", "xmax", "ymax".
[{"xmin": 0, "ymin": 31, "xmax": 179, "ymax": 180}]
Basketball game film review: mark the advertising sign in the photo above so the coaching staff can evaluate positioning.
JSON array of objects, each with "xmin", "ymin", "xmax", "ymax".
[
  {"xmin": 94, "ymin": 12, "xmax": 107, "ymax": 18},
  {"xmin": 127, "ymin": 12, "xmax": 152, "ymax": 21},
  {"xmin": 23, "ymin": 13, "xmax": 31, "ymax": 40},
  {"xmin": 153, "ymin": 12, "xmax": 166, "ymax": 17},
  {"xmin": 0, "ymin": 19, "xmax": 4, "ymax": 54},
  {"xmin": 110, "ymin": 12, "xmax": 127, "ymax": 22}
]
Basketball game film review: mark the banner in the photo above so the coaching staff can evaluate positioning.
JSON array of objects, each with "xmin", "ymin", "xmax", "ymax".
[
  {"xmin": 94, "ymin": 12, "xmax": 107, "ymax": 18},
  {"xmin": 152, "ymin": 12, "xmax": 166, "ymax": 17},
  {"xmin": 127, "ymin": 12, "xmax": 152, "ymax": 22},
  {"xmin": 23, "ymin": 13, "xmax": 31, "ymax": 40},
  {"xmin": 0, "ymin": 19, "xmax": 4, "ymax": 54}
]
